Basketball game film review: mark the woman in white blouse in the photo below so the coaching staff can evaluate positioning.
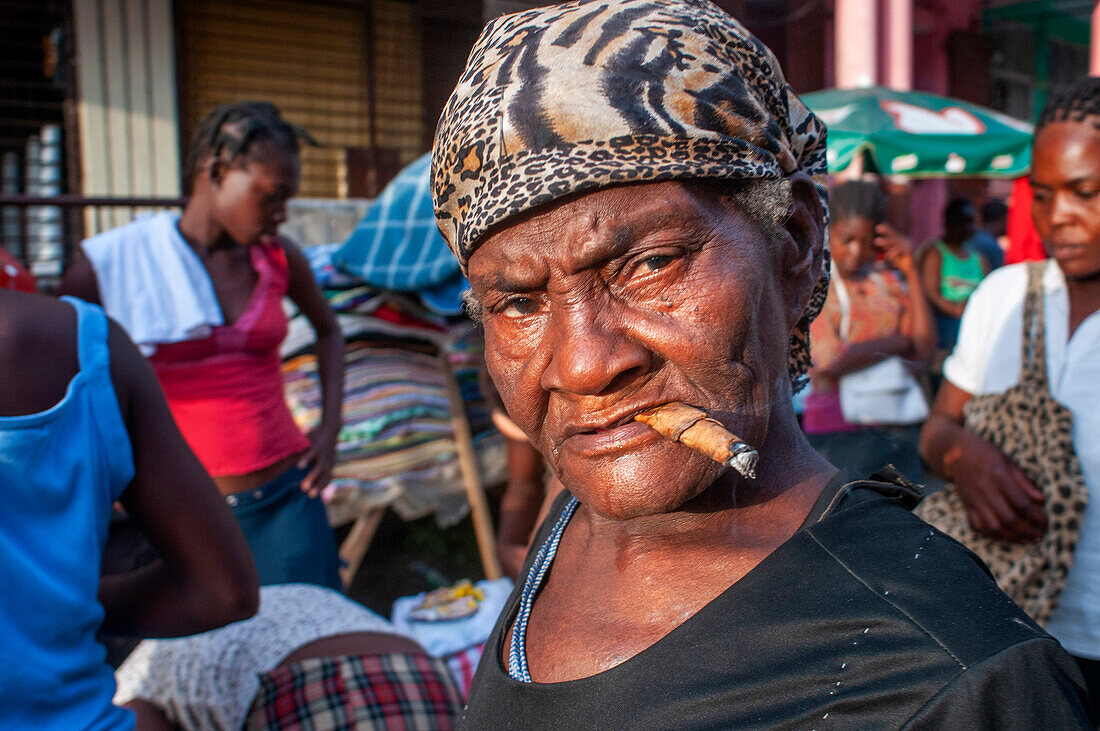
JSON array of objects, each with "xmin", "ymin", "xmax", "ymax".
[{"xmin": 921, "ymin": 77, "xmax": 1100, "ymax": 716}]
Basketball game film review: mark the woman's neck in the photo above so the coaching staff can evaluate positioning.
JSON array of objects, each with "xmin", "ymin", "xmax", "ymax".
[
  {"xmin": 942, "ymin": 237, "xmax": 968, "ymax": 254},
  {"xmin": 839, "ymin": 264, "xmax": 871, "ymax": 283},
  {"xmin": 177, "ymin": 200, "xmax": 236, "ymax": 254},
  {"xmin": 1065, "ymin": 270, "xmax": 1100, "ymax": 336}
]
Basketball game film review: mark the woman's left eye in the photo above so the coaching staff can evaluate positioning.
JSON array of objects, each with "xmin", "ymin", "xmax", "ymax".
[
  {"xmin": 501, "ymin": 297, "xmax": 539, "ymax": 317},
  {"xmin": 640, "ymin": 254, "xmax": 676, "ymax": 272}
]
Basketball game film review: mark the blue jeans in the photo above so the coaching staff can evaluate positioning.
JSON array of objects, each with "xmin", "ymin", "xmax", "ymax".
[{"xmin": 226, "ymin": 465, "xmax": 342, "ymax": 590}]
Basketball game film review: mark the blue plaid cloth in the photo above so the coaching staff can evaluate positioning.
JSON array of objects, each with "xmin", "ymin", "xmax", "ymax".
[{"xmin": 333, "ymin": 154, "xmax": 468, "ymax": 315}]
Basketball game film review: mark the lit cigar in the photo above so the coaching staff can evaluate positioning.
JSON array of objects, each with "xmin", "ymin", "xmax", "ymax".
[{"xmin": 634, "ymin": 402, "xmax": 759, "ymax": 480}]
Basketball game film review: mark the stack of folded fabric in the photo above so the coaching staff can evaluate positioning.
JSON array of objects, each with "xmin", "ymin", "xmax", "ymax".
[
  {"xmin": 284, "ymin": 343, "xmax": 454, "ymax": 475},
  {"xmin": 282, "ymin": 315, "xmax": 504, "ymax": 527},
  {"xmin": 282, "ymin": 153, "xmax": 507, "ymax": 527}
]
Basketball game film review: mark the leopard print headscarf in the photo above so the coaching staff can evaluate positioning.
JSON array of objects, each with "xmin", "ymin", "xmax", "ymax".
[{"xmin": 431, "ymin": 0, "xmax": 829, "ymax": 390}]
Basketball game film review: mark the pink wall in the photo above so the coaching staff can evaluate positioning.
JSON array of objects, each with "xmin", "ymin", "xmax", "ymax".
[
  {"xmin": 906, "ymin": 0, "xmax": 984, "ymax": 246},
  {"xmin": 812, "ymin": 0, "xmax": 992, "ymax": 245},
  {"xmin": 910, "ymin": 0, "xmax": 983, "ymax": 96}
]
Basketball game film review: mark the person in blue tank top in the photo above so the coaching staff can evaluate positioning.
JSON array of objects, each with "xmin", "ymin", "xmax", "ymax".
[{"xmin": 0, "ymin": 288, "xmax": 259, "ymax": 730}]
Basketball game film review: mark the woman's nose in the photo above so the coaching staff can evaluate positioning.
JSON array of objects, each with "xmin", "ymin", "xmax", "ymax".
[
  {"xmin": 1048, "ymin": 192, "xmax": 1078, "ymax": 227},
  {"xmin": 540, "ymin": 305, "xmax": 651, "ymax": 397}
]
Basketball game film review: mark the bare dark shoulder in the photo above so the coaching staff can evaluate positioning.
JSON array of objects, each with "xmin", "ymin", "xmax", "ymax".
[
  {"xmin": 104, "ymin": 314, "xmax": 163, "ymax": 426},
  {"xmin": 280, "ymin": 235, "xmax": 338, "ymax": 332},
  {"xmin": 57, "ymin": 249, "xmax": 102, "ymax": 304},
  {"xmin": 278, "ymin": 234, "xmax": 307, "ymax": 267},
  {"xmin": 0, "ymin": 292, "xmax": 79, "ymax": 416},
  {"xmin": 279, "ymin": 235, "xmax": 313, "ymax": 290}
]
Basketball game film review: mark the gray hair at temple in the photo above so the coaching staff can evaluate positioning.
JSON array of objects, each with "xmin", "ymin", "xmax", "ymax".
[{"xmin": 432, "ymin": 0, "xmax": 829, "ymax": 389}]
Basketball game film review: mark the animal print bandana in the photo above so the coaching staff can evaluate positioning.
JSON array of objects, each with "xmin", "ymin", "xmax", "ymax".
[{"xmin": 431, "ymin": 0, "xmax": 829, "ymax": 389}]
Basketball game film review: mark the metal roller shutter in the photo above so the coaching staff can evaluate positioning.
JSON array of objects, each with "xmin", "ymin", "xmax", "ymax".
[{"xmin": 178, "ymin": 0, "xmax": 423, "ymax": 198}]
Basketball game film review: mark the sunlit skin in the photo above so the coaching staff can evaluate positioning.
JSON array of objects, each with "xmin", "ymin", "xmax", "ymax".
[
  {"xmin": 1030, "ymin": 121, "xmax": 1100, "ymax": 320},
  {"xmin": 468, "ymin": 179, "xmax": 836, "ymax": 682},
  {"xmin": 920, "ymin": 118, "xmax": 1100, "ymax": 543}
]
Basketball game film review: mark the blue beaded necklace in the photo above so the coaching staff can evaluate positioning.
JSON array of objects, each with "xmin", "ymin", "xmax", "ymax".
[{"xmin": 507, "ymin": 495, "xmax": 580, "ymax": 682}]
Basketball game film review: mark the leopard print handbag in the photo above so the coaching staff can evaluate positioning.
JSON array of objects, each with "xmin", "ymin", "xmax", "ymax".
[{"xmin": 915, "ymin": 262, "xmax": 1089, "ymax": 626}]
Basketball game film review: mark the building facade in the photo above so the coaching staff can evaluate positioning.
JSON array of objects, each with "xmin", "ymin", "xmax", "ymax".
[{"xmin": 0, "ymin": 0, "xmax": 1092, "ymax": 274}]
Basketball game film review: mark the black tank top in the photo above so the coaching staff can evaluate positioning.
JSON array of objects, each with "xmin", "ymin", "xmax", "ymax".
[{"xmin": 459, "ymin": 473, "xmax": 1088, "ymax": 729}]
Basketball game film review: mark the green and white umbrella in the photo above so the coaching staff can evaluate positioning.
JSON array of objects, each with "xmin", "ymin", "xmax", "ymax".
[{"xmin": 801, "ymin": 86, "xmax": 1033, "ymax": 177}]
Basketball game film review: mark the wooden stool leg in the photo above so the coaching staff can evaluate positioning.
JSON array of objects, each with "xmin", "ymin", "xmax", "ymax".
[
  {"xmin": 439, "ymin": 352, "xmax": 503, "ymax": 580},
  {"xmin": 339, "ymin": 508, "xmax": 386, "ymax": 589}
]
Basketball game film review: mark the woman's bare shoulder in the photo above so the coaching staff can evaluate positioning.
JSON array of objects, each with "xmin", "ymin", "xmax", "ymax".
[
  {"xmin": 0, "ymin": 291, "xmax": 78, "ymax": 355},
  {"xmin": 0, "ymin": 292, "xmax": 80, "ymax": 414}
]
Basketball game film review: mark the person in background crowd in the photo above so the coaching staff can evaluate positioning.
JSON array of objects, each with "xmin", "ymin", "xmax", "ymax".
[
  {"xmin": 921, "ymin": 77, "xmax": 1100, "ymax": 723},
  {"xmin": 492, "ymin": 411, "xmax": 563, "ymax": 579},
  {"xmin": 481, "ymin": 364, "xmax": 565, "ymax": 578},
  {"xmin": 115, "ymin": 584, "xmax": 463, "ymax": 731},
  {"xmin": 919, "ymin": 198, "xmax": 988, "ymax": 351},
  {"xmin": 969, "ymin": 198, "xmax": 1008, "ymax": 271},
  {"xmin": 0, "ymin": 289, "xmax": 258, "ymax": 730},
  {"xmin": 431, "ymin": 1, "xmax": 1091, "ymax": 726},
  {"xmin": 804, "ymin": 181, "xmax": 935, "ymax": 481},
  {"xmin": 60, "ymin": 102, "xmax": 345, "ymax": 590}
]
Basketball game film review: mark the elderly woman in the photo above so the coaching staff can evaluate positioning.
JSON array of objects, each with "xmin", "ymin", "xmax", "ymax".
[{"xmin": 432, "ymin": 1, "xmax": 1091, "ymax": 727}]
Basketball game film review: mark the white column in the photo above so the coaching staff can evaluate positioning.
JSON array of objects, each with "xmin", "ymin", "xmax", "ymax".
[
  {"xmin": 835, "ymin": 0, "xmax": 878, "ymax": 88},
  {"xmin": 886, "ymin": 0, "xmax": 912, "ymax": 90},
  {"xmin": 73, "ymin": 0, "xmax": 181, "ymax": 234}
]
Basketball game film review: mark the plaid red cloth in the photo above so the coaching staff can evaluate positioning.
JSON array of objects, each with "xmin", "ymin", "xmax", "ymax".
[
  {"xmin": 443, "ymin": 644, "xmax": 484, "ymax": 701},
  {"xmin": 246, "ymin": 653, "xmax": 463, "ymax": 730}
]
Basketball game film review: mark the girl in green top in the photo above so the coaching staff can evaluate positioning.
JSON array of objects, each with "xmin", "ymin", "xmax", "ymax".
[{"xmin": 920, "ymin": 198, "xmax": 989, "ymax": 349}]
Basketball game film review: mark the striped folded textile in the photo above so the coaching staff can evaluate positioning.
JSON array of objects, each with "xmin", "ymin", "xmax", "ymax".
[{"xmin": 283, "ymin": 326, "xmax": 505, "ymax": 526}]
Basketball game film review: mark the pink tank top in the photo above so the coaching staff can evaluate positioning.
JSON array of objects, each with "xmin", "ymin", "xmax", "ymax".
[{"xmin": 150, "ymin": 242, "xmax": 310, "ymax": 476}]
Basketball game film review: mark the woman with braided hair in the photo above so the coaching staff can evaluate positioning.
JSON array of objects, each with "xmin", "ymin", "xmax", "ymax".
[
  {"xmin": 61, "ymin": 102, "xmax": 345, "ymax": 590},
  {"xmin": 804, "ymin": 180, "xmax": 935, "ymax": 481},
  {"xmin": 922, "ymin": 77, "xmax": 1100, "ymax": 720}
]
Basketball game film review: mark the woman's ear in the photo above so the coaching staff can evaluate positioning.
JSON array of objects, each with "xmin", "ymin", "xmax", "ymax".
[
  {"xmin": 207, "ymin": 157, "xmax": 228, "ymax": 187},
  {"xmin": 780, "ymin": 174, "xmax": 825, "ymax": 329}
]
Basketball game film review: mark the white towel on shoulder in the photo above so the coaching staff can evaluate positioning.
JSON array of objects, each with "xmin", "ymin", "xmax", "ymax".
[{"xmin": 82, "ymin": 211, "xmax": 223, "ymax": 355}]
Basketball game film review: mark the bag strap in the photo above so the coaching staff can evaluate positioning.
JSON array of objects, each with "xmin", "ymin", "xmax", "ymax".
[
  {"xmin": 831, "ymin": 264, "xmax": 891, "ymax": 342},
  {"xmin": 831, "ymin": 260, "xmax": 851, "ymax": 340},
  {"xmin": 1020, "ymin": 262, "xmax": 1050, "ymax": 388}
]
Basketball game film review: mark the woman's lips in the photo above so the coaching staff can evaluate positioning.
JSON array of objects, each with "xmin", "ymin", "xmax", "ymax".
[
  {"xmin": 560, "ymin": 420, "xmax": 663, "ymax": 457},
  {"xmin": 1051, "ymin": 242, "xmax": 1085, "ymax": 260}
]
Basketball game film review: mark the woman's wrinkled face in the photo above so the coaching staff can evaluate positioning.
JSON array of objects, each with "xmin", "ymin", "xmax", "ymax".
[
  {"xmin": 210, "ymin": 141, "xmax": 300, "ymax": 247},
  {"xmin": 830, "ymin": 216, "xmax": 875, "ymax": 278},
  {"xmin": 1031, "ymin": 121, "xmax": 1100, "ymax": 280},
  {"xmin": 468, "ymin": 181, "xmax": 812, "ymax": 520}
]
